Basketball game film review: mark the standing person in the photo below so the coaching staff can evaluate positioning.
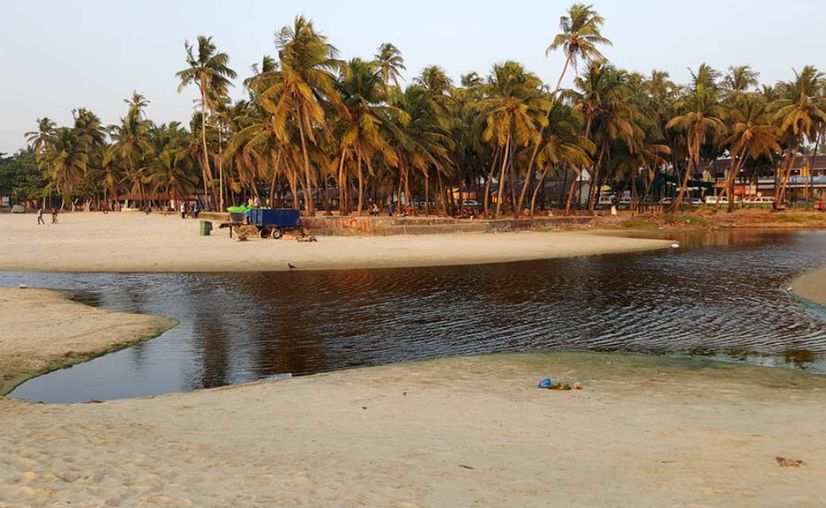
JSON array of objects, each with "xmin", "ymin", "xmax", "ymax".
[
  {"xmin": 180, "ymin": 201, "xmax": 187, "ymax": 219},
  {"xmin": 253, "ymin": 195, "xmax": 261, "ymax": 208},
  {"xmin": 37, "ymin": 207, "xmax": 45, "ymax": 225},
  {"xmin": 50, "ymin": 207, "xmax": 58, "ymax": 224}
]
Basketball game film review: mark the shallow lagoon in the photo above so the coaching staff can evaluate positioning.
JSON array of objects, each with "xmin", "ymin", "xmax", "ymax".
[{"xmin": 5, "ymin": 229, "xmax": 826, "ymax": 402}]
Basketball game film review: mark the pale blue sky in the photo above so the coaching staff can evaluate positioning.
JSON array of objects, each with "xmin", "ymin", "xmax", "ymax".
[{"xmin": 1, "ymin": 0, "xmax": 823, "ymax": 153}]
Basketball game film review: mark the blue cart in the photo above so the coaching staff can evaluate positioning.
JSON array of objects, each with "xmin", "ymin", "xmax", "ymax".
[{"xmin": 248, "ymin": 208, "xmax": 301, "ymax": 239}]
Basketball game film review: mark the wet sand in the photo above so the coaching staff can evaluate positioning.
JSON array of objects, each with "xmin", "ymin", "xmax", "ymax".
[
  {"xmin": 2, "ymin": 290, "xmax": 826, "ymax": 506},
  {"xmin": 793, "ymin": 265, "xmax": 826, "ymax": 308},
  {"xmin": 0, "ymin": 212, "xmax": 671, "ymax": 273}
]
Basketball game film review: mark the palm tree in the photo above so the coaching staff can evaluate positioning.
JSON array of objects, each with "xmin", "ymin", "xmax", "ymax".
[
  {"xmin": 41, "ymin": 128, "xmax": 89, "ymax": 208},
  {"xmin": 176, "ymin": 35, "xmax": 237, "ymax": 209},
  {"xmin": 104, "ymin": 94, "xmax": 154, "ymax": 206},
  {"xmin": 720, "ymin": 94, "xmax": 779, "ymax": 212},
  {"xmin": 531, "ymin": 100, "xmax": 594, "ymax": 214},
  {"xmin": 25, "ymin": 118, "xmax": 57, "ymax": 161},
  {"xmin": 546, "ymin": 3, "xmax": 611, "ymax": 89},
  {"xmin": 666, "ymin": 83, "xmax": 726, "ymax": 210},
  {"xmin": 374, "ymin": 43, "xmax": 405, "ymax": 90},
  {"xmin": 388, "ymin": 85, "xmax": 453, "ymax": 215},
  {"xmin": 772, "ymin": 66, "xmax": 826, "ymax": 207},
  {"xmin": 690, "ymin": 63, "xmax": 721, "ymax": 92},
  {"xmin": 262, "ymin": 16, "xmax": 344, "ymax": 215},
  {"xmin": 478, "ymin": 61, "xmax": 548, "ymax": 217},
  {"xmin": 144, "ymin": 122, "xmax": 197, "ymax": 204},
  {"xmin": 336, "ymin": 58, "xmax": 400, "ymax": 214},
  {"xmin": 523, "ymin": 3, "xmax": 611, "ymax": 213},
  {"xmin": 722, "ymin": 65, "xmax": 759, "ymax": 98},
  {"xmin": 571, "ymin": 63, "xmax": 639, "ymax": 211}
]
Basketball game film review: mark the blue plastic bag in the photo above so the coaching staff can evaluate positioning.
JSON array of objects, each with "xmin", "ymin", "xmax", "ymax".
[{"xmin": 537, "ymin": 377, "xmax": 553, "ymax": 389}]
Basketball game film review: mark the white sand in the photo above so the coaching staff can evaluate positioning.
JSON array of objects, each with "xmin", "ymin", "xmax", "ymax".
[
  {"xmin": 1, "ymin": 291, "xmax": 826, "ymax": 506},
  {"xmin": 0, "ymin": 212, "xmax": 671, "ymax": 272},
  {"xmin": 2, "ymin": 353, "xmax": 825, "ymax": 507}
]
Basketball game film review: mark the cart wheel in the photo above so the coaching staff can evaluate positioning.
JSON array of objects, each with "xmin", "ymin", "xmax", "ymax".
[
  {"xmin": 259, "ymin": 227, "xmax": 270, "ymax": 239},
  {"xmin": 272, "ymin": 228, "xmax": 283, "ymax": 239}
]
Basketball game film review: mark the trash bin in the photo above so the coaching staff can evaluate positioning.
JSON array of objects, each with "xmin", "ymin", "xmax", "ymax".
[{"xmin": 199, "ymin": 220, "xmax": 213, "ymax": 236}]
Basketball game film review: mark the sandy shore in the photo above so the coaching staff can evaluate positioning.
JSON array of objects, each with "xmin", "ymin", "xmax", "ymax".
[
  {"xmin": 0, "ymin": 288, "xmax": 176, "ymax": 395},
  {"xmin": 793, "ymin": 265, "xmax": 826, "ymax": 308},
  {"xmin": 3, "ymin": 354, "xmax": 825, "ymax": 507},
  {"xmin": 2, "ymin": 291, "xmax": 826, "ymax": 506},
  {"xmin": 0, "ymin": 212, "xmax": 671, "ymax": 272}
]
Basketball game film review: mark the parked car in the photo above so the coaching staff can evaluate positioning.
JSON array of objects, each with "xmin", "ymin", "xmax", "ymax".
[
  {"xmin": 460, "ymin": 199, "xmax": 480, "ymax": 207},
  {"xmin": 597, "ymin": 195, "xmax": 616, "ymax": 207},
  {"xmin": 743, "ymin": 196, "xmax": 774, "ymax": 205},
  {"xmin": 688, "ymin": 197, "xmax": 704, "ymax": 205},
  {"xmin": 704, "ymin": 195, "xmax": 729, "ymax": 205},
  {"xmin": 10, "ymin": 205, "xmax": 25, "ymax": 213}
]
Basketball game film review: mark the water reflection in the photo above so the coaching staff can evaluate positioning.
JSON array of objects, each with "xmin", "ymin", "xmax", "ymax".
[{"xmin": 4, "ymin": 229, "xmax": 826, "ymax": 402}]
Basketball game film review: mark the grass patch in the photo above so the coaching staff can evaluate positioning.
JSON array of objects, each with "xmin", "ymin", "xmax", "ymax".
[
  {"xmin": 620, "ymin": 218, "xmax": 659, "ymax": 229},
  {"xmin": 776, "ymin": 213, "xmax": 819, "ymax": 224},
  {"xmin": 663, "ymin": 213, "xmax": 710, "ymax": 227}
]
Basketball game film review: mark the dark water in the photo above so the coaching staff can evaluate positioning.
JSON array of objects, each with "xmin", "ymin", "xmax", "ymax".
[{"xmin": 4, "ymin": 229, "xmax": 826, "ymax": 403}]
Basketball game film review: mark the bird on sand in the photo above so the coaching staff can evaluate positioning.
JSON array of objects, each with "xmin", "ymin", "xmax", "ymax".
[{"xmin": 288, "ymin": 263, "xmax": 297, "ymax": 270}]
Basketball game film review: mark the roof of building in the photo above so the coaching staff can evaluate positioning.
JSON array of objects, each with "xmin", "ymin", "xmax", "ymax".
[{"xmin": 700, "ymin": 154, "xmax": 826, "ymax": 175}]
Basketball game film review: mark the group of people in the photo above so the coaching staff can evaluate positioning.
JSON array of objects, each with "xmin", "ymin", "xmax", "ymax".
[
  {"xmin": 367, "ymin": 202, "xmax": 413, "ymax": 217},
  {"xmin": 179, "ymin": 201, "xmax": 202, "ymax": 219},
  {"xmin": 36, "ymin": 207, "xmax": 59, "ymax": 225}
]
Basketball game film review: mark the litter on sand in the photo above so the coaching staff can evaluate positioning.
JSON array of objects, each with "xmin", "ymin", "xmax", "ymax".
[{"xmin": 537, "ymin": 377, "xmax": 575, "ymax": 391}]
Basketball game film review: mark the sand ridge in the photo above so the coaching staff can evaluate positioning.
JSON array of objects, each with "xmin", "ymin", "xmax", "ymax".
[
  {"xmin": 0, "ymin": 288, "xmax": 176, "ymax": 395},
  {"xmin": 0, "ymin": 212, "xmax": 671, "ymax": 273}
]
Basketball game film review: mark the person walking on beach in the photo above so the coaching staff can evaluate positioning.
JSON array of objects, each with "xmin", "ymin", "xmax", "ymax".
[
  {"xmin": 37, "ymin": 207, "xmax": 45, "ymax": 225},
  {"xmin": 50, "ymin": 207, "xmax": 58, "ymax": 224}
]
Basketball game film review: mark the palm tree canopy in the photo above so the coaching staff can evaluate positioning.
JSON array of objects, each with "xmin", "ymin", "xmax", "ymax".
[{"xmin": 547, "ymin": 3, "xmax": 612, "ymax": 66}]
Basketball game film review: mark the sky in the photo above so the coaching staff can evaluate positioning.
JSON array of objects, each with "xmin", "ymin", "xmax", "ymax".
[{"xmin": 2, "ymin": 0, "xmax": 824, "ymax": 153}]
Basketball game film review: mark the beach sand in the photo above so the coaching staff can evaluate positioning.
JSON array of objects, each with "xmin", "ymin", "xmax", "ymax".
[
  {"xmin": 0, "ymin": 212, "xmax": 671, "ymax": 272},
  {"xmin": 2, "ymin": 290, "xmax": 826, "ymax": 506},
  {"xmin": 0, "ymin": 288, "xmax": 176, "ymax": 394}
]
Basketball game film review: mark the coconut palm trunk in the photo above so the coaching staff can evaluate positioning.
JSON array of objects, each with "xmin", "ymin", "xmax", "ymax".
[
  {"xmin": 269, "ymin": 151, "xmax": 282, "ymax": 207},
  {"xmin": 337, "ymin": 148, "xmax": 347, "ymax": 215},
  {"xmin": 356, "ymin": 151, "xmax": 365, "ymax": 214},
  {"xmin": 494, "ymin": 133, "xmax": 512, "ymax": 217},
  {"xmin": 775, "ymin": 138, "xmax": 801, "ymax": 208},
  {"xmin": 530, "ymin": 165, "xmax": 552, "ymax": 215},
  {"xmin": 522, "ymin": 55, "xmax": 573, "ymax": 208},
  {"xmin": 296, "ymin": 112, "xmax": 315, "ymax": 216},
  {"xmin": 199, "ymin": 86, "xmax": 212, "ymax": 208},
  {"xmin": 725, "ymin": 149, "xmax": 747, "ymax": 213}
]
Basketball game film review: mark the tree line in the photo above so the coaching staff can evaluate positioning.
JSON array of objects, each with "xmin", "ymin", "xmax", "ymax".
[{"xmin": 6, "ymin": 4, "xmax": 826, "ymax": 215}]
